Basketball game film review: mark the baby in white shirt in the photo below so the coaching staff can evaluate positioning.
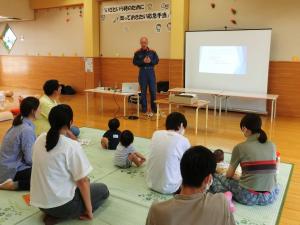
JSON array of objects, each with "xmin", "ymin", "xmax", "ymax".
[{"xmin": 214, "ymin": 149, "xmax": 241, "ymax": 179}]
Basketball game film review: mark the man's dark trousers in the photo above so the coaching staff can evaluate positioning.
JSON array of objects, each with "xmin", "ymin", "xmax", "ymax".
[{"xmin": 139, "ymin": 67, "xmax": 157, "ymax": 113}]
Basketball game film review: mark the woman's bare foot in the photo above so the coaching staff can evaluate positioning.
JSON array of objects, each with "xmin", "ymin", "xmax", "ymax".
[{"xmin": 0, "ymin": 179, "xmax": 17, "ymax": 190}]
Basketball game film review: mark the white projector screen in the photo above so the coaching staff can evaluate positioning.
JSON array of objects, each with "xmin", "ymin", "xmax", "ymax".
[{"xmin": 185, "ymin": 29, "xmax": 272, "ymax": 113}]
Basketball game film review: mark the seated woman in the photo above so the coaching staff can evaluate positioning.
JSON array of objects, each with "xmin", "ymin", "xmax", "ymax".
[
  {"xmin": 210, "ymin": 113, "xmax": 279, "ymax": 206},
  {"xmin": 0, "ymin": 97, "xmax": 40, "ymax": 191},
  {"xmin": 34, "ymin": 79, "xmax": 79, "ymax": 139},
  {"xmin": 30, "ymin": 104, "xmax": 109, "ymax": 223}
]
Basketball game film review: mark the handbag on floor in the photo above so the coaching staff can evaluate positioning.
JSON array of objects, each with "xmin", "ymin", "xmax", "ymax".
[{"xmin": 60, "ymin": 85, "xmax": 76, "ymax": 95}]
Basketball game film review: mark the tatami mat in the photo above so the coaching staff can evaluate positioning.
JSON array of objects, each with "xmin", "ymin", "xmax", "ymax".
[{"xmin": 0, "ymin": 127, "xmax": 293, "ymax": 225}]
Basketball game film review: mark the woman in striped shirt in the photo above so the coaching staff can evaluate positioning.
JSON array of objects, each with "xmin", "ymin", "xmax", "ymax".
[{"xmin": 210, "ymin": 113, "xmax": 279, "ymax": 206}]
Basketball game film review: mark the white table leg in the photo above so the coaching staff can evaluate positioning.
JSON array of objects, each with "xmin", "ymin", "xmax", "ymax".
[
  {"xmin": 100, "ymin": 95, "xmax": 103, "ymax": 114},
  {"xmin": 270, "ymin": 99, "xmax": 274, "ymax": 124},
  {"xmin": 86, "ymin": 92, "xmax": 89, "ymax": 114},
  {"xmin": 225, "ymin": 97, "xmax": 228, "ymax": 113},
  {"xmin": 195, "ymin": 107, "xmax": 199, "ymax": 134},
  {"xmin": 214, "ymin": 95, "xmax": 217, "ymax": 116},
  {"xmin": 137, "ymin": 94, "xmax": 140, "ymax": 117},
  {"xmin": 219, "ymin": 96, "xmax": 222, "ymax": 117},
  {"xmin": 123, "ymin": 96, "xmax": 127, "ymax": 117},
  {"xmin": 156, "ymin": 103, "xmax": 160, "ymax": 129},
  {"xmin": 274, "ymin": 99, "xmax": 277, "ymax": 119},
  {"xmin": 205, "ymin": 104, "xmax": 208, "ymax": 129}
]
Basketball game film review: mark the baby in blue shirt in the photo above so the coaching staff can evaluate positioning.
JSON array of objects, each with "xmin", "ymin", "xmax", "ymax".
[{"xmin": 114, "ymin": 130, "xmax": 146, "ymax": 168}]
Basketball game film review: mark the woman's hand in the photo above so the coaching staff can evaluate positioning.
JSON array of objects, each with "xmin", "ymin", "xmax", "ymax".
[
  {"xmin": 226, "ymin": 166, "xmax": 236, "ymax": 179},
  {"xmin": 80, "ymin": 210, "xmax": 93, "ymax": 220},
  {"xmin": 76, "ymin": 177, "xmax": 93, "ymax": 220}
]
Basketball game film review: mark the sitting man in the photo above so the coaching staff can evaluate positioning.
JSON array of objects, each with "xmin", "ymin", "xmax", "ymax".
[
  {"xmin": 146, "ymin": 112, "xmax": 190, "ymax": 194},
  {"xmin": 34, "ymin": 79, "xmax": 79, "ymax": 139},
  {"xmin": 146, "ymin": 146, "xmax": 236, "ymax": 225}
]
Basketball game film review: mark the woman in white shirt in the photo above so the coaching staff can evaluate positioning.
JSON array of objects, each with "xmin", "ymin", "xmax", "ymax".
[{"xmin": 30, "ymin": 104, "xmax": 109, "ymax": 223}]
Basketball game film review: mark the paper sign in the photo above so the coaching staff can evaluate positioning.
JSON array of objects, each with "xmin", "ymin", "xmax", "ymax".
[
  {"xmin": 119, "ymin": 11, "xmax": 170, "ymax": 23},
  {"xmin": 84, "ymin": 58, "xmax": 93, "ymax": 73},
  {"xmin": 102, "ymin": 3, "xmax": 145, "ymax": 15}
]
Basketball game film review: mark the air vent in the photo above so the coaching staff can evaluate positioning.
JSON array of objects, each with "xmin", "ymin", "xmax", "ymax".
[
  {"xmin": 0, "ymin": 0, "xmax": 34, "ymax": 21},
  {"xmin": 0, "ymin": 17, "xmax": 22, "ymax": 22}
]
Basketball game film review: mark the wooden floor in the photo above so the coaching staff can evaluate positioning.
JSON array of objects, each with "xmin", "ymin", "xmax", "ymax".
[{"xmin": 0, "ymin": 87, "xmax": 299, "ymax": 225}]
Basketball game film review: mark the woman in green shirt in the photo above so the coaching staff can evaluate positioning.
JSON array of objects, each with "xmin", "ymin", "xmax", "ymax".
[
  {"xmin": 34, "ymin": 80, "xmax": 79, "ymax": 139},
  {"xmin": 210, "ymin": 113, "xmax": 279, "ymax": 206}
]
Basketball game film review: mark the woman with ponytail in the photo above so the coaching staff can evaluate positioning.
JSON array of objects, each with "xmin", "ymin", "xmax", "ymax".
[
  {"xmin": 0, "ymin": 97, "xmax": 40, "ymax": 191},
  {"xmin": 30, "ymin": 104, "xmax": 109, "ymax": 223},
  {"xmin": 210, "ymin": 113, "xmax": 279, "ymax": 206}
]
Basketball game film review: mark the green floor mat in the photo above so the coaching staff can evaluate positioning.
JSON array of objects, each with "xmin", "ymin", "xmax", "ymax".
[
  {"xmin": 0, "ymin": 191, "xmax": 38, "ymax": 225},
  {"xmin": 18, "ymin": 197, "xmax": 149, "ymax": 225},
  {"xmin": 101, "ymin": 166, "xmax": 172, "ymax": 208},
  {"xmin": 0, "ymin": 127, "xmax": 293, "ymax": 225}
]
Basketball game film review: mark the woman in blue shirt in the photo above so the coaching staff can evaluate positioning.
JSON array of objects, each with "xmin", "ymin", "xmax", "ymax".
[{"xmin": 0, "ymin": 97, "xmax": 40, "ymax": 191}]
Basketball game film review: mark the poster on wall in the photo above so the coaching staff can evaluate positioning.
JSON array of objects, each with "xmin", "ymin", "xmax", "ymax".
[
  {"xmin": 84, "ymin": 58, "xmax": 93, "ymax": 73},
  {"xmin": 102, "ymin": 3, "xmax": 146, "ymax": 15},
  {"xmin": 119, "ymin": 11, "xmax": 170, "ymax": 22},
  {"xmin": 160, "ymin": 2, "xmax": 170, "ymax": 10},
  {"xmin": 146, "ymin": 3, "xmax": 153, "ymax": 10},
  {"xmin": 167, "ymin": 22, "xmax": 171, "ymax": 32},
  {"xmin": 155, "ymin": 23, "xmax": 162, "ymax": 33},
  {"xmin": 2, "ymin": 25, "xmax": 17, "ymax": 52},
  {"xmin": 101, "ymin": 2, "xmax": 170, "ymax": 23}
]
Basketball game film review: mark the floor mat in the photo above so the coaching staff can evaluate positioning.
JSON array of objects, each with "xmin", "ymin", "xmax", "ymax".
[{"xmin": 0, "ymin": 127, "xmax": 293, "ymax": 225}]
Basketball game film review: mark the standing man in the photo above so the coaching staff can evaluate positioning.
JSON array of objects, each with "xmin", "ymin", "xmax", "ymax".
[{"xmin": 133, "ymin": 37, "xmax": 159, "ymax": 116}]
